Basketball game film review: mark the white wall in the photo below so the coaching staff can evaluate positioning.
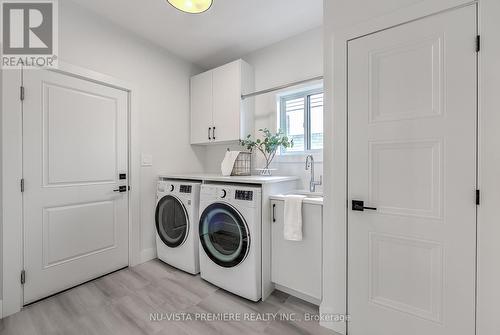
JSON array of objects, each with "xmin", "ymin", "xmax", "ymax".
[
  {"xmin": 203, "ymin": 27, "xmax": 323, "ymax": 189},
  {"xmin": 58, "ymin": 0, "xmax": 206, "ymax": 261}
]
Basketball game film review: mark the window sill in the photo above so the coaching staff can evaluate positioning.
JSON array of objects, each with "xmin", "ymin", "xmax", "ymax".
[{"xmin": 275, "ymin": 150, "xmax": 323, "ymax": 164}]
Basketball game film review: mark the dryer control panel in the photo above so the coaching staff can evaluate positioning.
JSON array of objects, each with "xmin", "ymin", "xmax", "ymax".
[{"xmin": 180, "ymin": 185, "xmax": 192, "ymax": 194}]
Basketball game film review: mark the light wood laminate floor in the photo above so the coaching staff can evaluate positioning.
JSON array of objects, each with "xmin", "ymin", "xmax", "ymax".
[{"xmin": 0, "ymin": 259, "xmax": 338, "ymax": 335}]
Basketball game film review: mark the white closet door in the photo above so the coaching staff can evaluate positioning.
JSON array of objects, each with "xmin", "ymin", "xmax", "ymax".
[
  {"xmin": 348, "ymin": 5, "xmax": 476, "ymax": 335},
  {"xmin": 23, "ymin": 69, "xmax": 129, "ymax": 304}
]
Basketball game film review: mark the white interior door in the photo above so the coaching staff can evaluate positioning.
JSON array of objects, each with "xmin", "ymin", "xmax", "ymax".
[
  {"xmin": 347, "ymin": 5, "xmax": 477, "ymax": 335},
  {"xmin": 22, "ymin": 69, "xmax": 129, "ymax": 304}
]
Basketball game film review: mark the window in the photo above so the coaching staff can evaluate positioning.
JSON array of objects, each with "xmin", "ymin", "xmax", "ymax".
[{"xmin": 279, "ymin": 88, "xmax": 324, "ymax": 153}]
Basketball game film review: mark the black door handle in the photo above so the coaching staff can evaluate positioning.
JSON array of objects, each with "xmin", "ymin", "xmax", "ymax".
[
  {"xmin": 113, "ymin": 185, "xmax": 127, "ymax": 193},
  {"xmin": 213, "ymin": 126, "xmax": 216, "ymax": 140},
  {"xmin": 272, "ymin": 204, "xmax": 276, "ymax": 222},
  {"xmin": 208, "ymin": 127, "xmax": 212, "ymax": 140},
  {"xmin": 352, "ymin": 200, "xmax": 377, "ymax": 211}
]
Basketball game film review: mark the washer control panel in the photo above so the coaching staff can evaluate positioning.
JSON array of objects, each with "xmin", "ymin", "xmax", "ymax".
[{"xmin": 235, "ymin": 190, "xmax": 253, "ymax": 201}]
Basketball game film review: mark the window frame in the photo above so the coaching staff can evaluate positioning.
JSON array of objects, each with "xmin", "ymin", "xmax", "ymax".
[{"xmin": 279, "ymin": 87, "xmax": 324, "ymax": 154}]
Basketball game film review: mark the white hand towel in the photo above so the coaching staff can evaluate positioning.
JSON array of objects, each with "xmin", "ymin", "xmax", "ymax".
[
  {"xmin": 221, "ymin": 151, "xmax": 240, "ymax": 176},
  {"xmin": 284, "ymin": 195, "xmax": 307, "ymax": 241}
]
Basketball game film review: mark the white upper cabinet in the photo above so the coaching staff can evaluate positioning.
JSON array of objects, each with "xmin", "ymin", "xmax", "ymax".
[
  {"xmin": 190, "ymin": 59, "xmax": 254, "ymax": 145},
  {"xmin": 190, "ymin": 70, "xmax": 213, "ymax": 144},
  {"xmin": 212, "ymin": 60, "xmax": 242, "ymax": 143}
]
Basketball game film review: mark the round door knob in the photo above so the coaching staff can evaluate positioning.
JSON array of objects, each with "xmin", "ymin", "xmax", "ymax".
[
  {"xmin": 220, "ymin": 189, "xmax": 227, "ymax": 198},
  {"xmin": 170, "ymin": 185, "xmax": 175, "ymax": 192}
]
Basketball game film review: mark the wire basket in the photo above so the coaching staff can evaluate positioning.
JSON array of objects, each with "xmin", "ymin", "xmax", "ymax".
[{"xmin": 231, "ymin": 152, "xmax": 252, "ymax": 176}]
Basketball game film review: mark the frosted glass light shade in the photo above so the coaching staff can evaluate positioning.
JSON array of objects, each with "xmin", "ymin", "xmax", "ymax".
[{"xmin": 167, "ymin": 0, "xmax": 213, "ymax": 14}]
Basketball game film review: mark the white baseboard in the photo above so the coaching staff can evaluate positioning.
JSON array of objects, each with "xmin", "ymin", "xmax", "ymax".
[
  {"xmin": 140, "ymin": 247, "xmax": 157, "ymax": 264},
  {"xmin": 319, "ymin": 305, "xmax": 346, "ymax": 335},
  {"xmin": 274, "ymin": 284, "xmax": 321, "ymax": 306}
]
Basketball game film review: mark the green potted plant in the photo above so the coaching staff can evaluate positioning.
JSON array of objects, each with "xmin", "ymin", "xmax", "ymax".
[{"xmin": 240, "ymin": 128, "xmax": 294, "ymax": 176}]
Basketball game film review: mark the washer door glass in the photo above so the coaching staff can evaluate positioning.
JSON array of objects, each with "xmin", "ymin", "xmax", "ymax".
[
  {"xmin": 155, "ymin": 195, "xmax": 188, "ymax": 248},
  {"xmin": 199, "ymin": 203, "xmax": 249, "ymax": 268}
]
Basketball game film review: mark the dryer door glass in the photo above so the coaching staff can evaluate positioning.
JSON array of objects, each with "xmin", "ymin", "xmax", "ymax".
[
  {"xmin": 199, "ymin": 203, "xmax": 249, "ymax": 268},
  {"xmin": 155, "ymin": 195, "xmax": 189, "ymax": 248}
]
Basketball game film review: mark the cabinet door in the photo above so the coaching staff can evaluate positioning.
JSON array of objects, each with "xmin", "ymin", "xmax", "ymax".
[
  {"xmin": 190, "ymin": 70, "xmax": 213, "ymax": 144},
  {"xmin": 212, "ymin": 60, "xmax": 241, "ymax": 142},
  {"xmin": 271, "ymin": 200, "xmax": 322, "ymax": 300}
]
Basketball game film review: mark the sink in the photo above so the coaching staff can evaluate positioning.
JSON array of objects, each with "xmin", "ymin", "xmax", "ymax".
[{"xmin": 287, "ymin": 190, "xmax": 323, "ymax": 198}]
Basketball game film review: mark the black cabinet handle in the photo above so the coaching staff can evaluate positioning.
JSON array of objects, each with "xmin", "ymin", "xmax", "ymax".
[
  {"xmin": 113, "ymin": 185, "xmax": 127, "ymax": 193},
  {"xmin": 272, "ymin": 204, "xmax": 276, "ymax": 222},
  {"xmin": 208, "ymin": 127, "xmax": 212, "ymax": 140},
  {"xmin": 213, "ymin": 127, "xmax": 216, "ymax": 140},
  {"xmin": 352, "ymin": 200, "xmax": 377, "ymax": 211}
]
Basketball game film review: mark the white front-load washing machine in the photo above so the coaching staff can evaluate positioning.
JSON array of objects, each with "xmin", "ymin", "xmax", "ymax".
[
  {"xmin": 198, "ymin": 184, "xmax": 262, "ymax": 301},
  {"xmin": 155, "ymin": 178, "xmax": 201, "ymax": 274}
]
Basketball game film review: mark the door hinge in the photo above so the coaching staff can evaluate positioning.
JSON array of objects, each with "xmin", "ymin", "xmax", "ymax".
[
  {"xmin": 20, "ymin": 178, "xmax": 25, "ymax": 192},
  {"xmin": 476, "ymin": 35, "xmax": 481, "ymax": 52},
  {"xmin": 20, "ymin": 270, "xmax": 26, "ymax": 285},
  {"xmin": 476, "ymin": 189, "xmax": 480, "ymax": 205},
  {"xmin": 20, "ymin": 86, "xmax": 25, "ymax": 101}
]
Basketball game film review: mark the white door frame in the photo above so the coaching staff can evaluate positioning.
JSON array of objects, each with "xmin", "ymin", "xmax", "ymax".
[
  {"xmin": 321, "ymin": 1, "xmax": 482, "ymax": 334},
  {"xmin": 1, "ymin": 62, "xmax": 142, "ymax": 317}
]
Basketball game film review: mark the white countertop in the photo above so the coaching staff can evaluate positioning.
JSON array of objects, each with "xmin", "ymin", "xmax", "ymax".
[
  {"xmin": 269, "ymin": 194, "xmax": 323, "ymax": 205},
  {"xmin": 160, "ymin": 173, "xmax": 299, "ymax": 185}
]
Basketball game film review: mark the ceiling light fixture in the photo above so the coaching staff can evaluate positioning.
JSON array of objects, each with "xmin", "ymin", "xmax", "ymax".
[{"xmin": 167, "ymin": 0, "xmax": 213, "ymax": 14}]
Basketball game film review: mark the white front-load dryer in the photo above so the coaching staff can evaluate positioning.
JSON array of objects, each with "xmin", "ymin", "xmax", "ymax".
[
  {"xmin": 198, "ymin": 184, "xmax": 262, "ymax": 301},
  {"xmin": 155, "ymin": 178, "xmax": 201, "ymax": 274}
]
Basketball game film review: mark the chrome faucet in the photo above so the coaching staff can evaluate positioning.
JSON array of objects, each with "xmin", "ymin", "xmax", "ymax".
[{"xmin": 305, "ymin": 155, "xmax": 322, "ymax": 193}]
